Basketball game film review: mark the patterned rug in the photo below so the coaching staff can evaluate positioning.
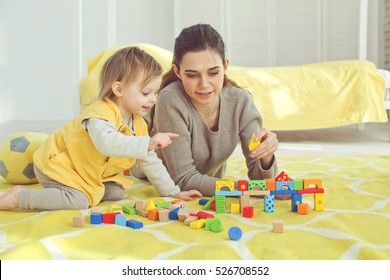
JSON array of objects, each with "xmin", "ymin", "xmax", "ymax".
[{"xmin": 0, "ymin": 155, "xmax": 389, "ymax": 260}]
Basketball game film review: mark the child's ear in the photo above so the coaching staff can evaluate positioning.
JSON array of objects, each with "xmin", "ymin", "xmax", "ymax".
[{"xmin": 111, "ymin": 81, "xmax": 123, "ymax": 97}]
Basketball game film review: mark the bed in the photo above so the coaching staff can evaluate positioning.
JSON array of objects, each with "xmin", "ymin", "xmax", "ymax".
[{"xmin": 79, "ymin": 44, "xmax": 388, "ymax": 131}]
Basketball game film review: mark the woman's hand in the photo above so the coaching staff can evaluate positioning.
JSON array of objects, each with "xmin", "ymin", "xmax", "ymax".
[{"xmin": 249, "ymin": 128, "xmax": 278, "ymax": 169}]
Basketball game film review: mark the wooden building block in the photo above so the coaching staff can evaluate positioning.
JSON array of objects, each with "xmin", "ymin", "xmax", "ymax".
[
  {"xmin": 73, "ymin": 215, "xmax": 84, "ymax": 227},
  {"xmin": 272, "ymin": 220, "xmax": 284, "ymax": 233}
]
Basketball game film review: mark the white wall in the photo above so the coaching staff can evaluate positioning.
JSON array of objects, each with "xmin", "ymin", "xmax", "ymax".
[{"xmin": 0, "ymin": 0, "xmax": 384, "ymax": 124}]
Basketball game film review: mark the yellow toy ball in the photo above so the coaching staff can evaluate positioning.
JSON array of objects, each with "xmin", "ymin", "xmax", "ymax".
[{"xmin": 0, "ymin": 131, "xmax": 49, "ymax": 184}]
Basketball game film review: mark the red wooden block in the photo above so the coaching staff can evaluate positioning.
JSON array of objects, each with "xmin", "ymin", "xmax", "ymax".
[
  {"xmin": 243, "ymin": 206, "xmax": 254, "ymax": 218},
  {"xmin": 196, "ymin": 211, "xmax": 214, "ymax": 219},
  {"xmin": 103, "ymin": 213, "xmax": 118, "ymax": 224}
]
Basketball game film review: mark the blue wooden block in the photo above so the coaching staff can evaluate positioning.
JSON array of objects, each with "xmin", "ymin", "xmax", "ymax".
[
  {"xmin": 264, "ymin": 195, "xmax": 275, "ymax": 213},
  {"xmin": 126, "ymin": 219, "xmax": 143, "ymax": 229},
  {"xmin": 291, "ymin": 194, "xmax": 303, "ymax": 212},
  {"xmin": 169, "ymin": 207, "xmax": 180, "ymax": 220},
  {"xmin": 198, "ymin": 198, "xmax": 209, "ymax": 205},
  {"xmin": 215, "ymin": 190, "xmax": 243, "ymax": 197},
  {"xmin": 228, "ymin": 226, "xmax": 242, "ymax": 241},
  {"xmin": 270, "ymin": 189, "xmax": 298, "ymax": 196},
  {"xmin": 115, "ymin": 214, "xmax": 126, "ymax": 226},
  {"xmin": 90, "ymin": 213, "xmax": 103, "ymax": 224}
]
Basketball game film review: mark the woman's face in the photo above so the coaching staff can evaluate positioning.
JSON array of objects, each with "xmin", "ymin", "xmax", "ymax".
[{"xmin": 173, "ymin": 49, "xmax": 228, "ymax": 107}]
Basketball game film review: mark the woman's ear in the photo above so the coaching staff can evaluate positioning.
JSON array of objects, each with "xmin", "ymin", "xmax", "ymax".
[
  {"xmin": 224, "ymin": 58, "xmax": 230, "ymax": 71},
  {"xmin": 111, "ymin": 81, "xmax": 123, "ymax": 97},
  {"xmin": 172, "ymin": 64, "xmax": 181, "ymax": 79}
]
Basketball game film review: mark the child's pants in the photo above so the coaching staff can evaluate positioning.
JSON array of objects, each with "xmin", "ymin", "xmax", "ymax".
[{"xmin": 18, "ymin": 165, "xmax": 125, "ymax": 210}]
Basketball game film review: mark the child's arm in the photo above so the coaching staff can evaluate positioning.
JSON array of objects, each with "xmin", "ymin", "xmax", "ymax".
[{"xmin": 85, "ymin": 118, "xmax": 150, "ymax": 158}]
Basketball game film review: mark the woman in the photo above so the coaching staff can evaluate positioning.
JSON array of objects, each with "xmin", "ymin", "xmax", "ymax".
[{"xmin": 149, "ymin": 23, "xmax": 279, "ymax": 197}]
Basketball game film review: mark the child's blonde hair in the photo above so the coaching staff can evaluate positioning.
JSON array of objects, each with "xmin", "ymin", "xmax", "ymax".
[{"xmin": 99, "ymin": 46, "xmax": 162, "ymax": 100}]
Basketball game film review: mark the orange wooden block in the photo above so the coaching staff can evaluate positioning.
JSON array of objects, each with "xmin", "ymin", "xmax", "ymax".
[
  {"xmin": 297, "ymin": 203, "xmax": 309, "ymax": 215},
  {"xmin": 148, "ymin": 208, "xmax": 159, "ymax": 221},
  {"xmin": 266, "ymin": 179, "xmax": 276, "ymax": 191}
]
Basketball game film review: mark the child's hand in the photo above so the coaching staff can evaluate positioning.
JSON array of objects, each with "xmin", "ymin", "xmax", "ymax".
[
  {"xmin": 173, "ymin": 190, "xmax": 203, "ymax": 201},
  {"xmin": 148, "ymin": 133, "xmax": 179, "ymax": 151}
]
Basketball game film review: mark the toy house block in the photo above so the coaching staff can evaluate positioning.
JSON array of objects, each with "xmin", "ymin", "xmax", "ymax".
[
  {"xmin": 303, "ymin": 178, "xmax": 323, "ymax": 189},
  {"xmin": 145, "ymin": 200, "xmax": 156, "ymax": 211},
  {"xmin": 265, "ymin": 179, "xmax": 276, "ymax": 191},
  {"xmin": 123, "ymin": 205, "xmax": 136, "ymax": 215},
  {"xmin": 148, "ymin": 208, "xmax": 159, "ymax": 221},
  {"xmin": 126, "ymin": 219, "xmax": 143, "ymax": 229},
  {"xmin": 297, "ymin": 188, "xmax": 324, "ymax": 195},
  {"xmin": 276, "ymin": 180, "xmax": 295, "ymax": 191},
  {"xmin": 243, "ymin": 206, "xmax": 254, "ymax": 218},
  {"xmin": 215, "ymin": 180, "xmax": 235, "ymax": 192},
  {"xmin": 90, "ymin": 213, "xmax": 103, "ymax": 224},
  {"xmin": 109, "ymin": 204, "xmax": 123, "ymax": 213},
  {"xmin": 135, "ymin": 200, "xmax": 146, "ymax": 211},
  {"xmin": 103, "ymin": 213, "xmax": 118, "ymax": 224},
  {"xmin": 237, "ymin": 180, "xmax": 248, "ymax": 191},
  {"xmin": 230, "ymin": 203, "xmax": 240, "ymax": 214},
  {"xmin": 184, "ymin": 216, "xmax": 198, "ymax": 226},
  {"xmin": 205, "ymin": 218, "xmax": 223, "ymax": 232},
  {"xmin": 291, "ymin": 194, "xmax": 303, "ymax": 212},
  {"xmin": 73, "ymin": 215, "xmax": 84, "ymax": 227},
  {"xmin": 189, "ymin": 218, "xmax": 206, "ymax": 229},
  {"xmin": 136, "ymin": 210, "xmax": 148, "ymax": 217},
  {"xmin": 197, "ymin": 211, "xmax": 214, "ymax": 219},
  {"xmin": 202, "ymin": 196, "xmax": 215, "ymax": 210},
  {"xmin": 158, "ymin": 209, "xmax": 170, "ymax": 222},
  {"xmin": 198, "ymin": 198, "xmax": 209, "ymax": 205},
  {"xmin": 297, "ymin": 203, "xmax": 309, "ymax": 215},
  {"xmin": 178, "ymin": 208, "xmax": 190, "ymax": 222},
  {"xmin": 243, "ymin": 190, "xmax": 270, "ymax": 196},
  {"xmin": 264, "ymin": 195, "xmax": 275, "ymax": 213},
  {"xmin": 275, "ymin": 171, "xmax": 292, "ymax": 181},
  {"xmin": 239, "ymin": 195, "xmax": 250, "ymax": 213},
  {"xmin": 90, "ymin": 207, "xmax": 102, "ymax": 213},
  {"xmin": 115, "ymin": 214, "xmax": 127, "ymax": 226},
  {"xmin": 215, "ymin": 190, "xmax": 243, "ymax": 196},
  {"xmin": 294, "ymin": 179, "xmax": 303, "ymax": 190},
  {"xmin": 248, "ymin": 132, "xmax": 261, "ymax": 151},
  {"xmin": 314, "ymin": 193, "xmax": 325, "ymax": 211},
  {"xmin": 248, "ymin": 180, "xmax": 266, "ymax": 190},
  {"xmin": 155, "ymin": 201, "xmax": 172, "ymax": 208},
  {"xmin": 272, "ymin": 220, "xmax": 284, "ymax": 233},
  {"xmin": 169, "ymin": 207, "xmax": 180, "ymax": 220}
]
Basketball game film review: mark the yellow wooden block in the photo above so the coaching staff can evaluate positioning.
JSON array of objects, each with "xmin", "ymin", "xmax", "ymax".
[
  {"xmin": 145, "ymin": 200, "xmax": 156, "ymax": 211},
  {"xmin": 248, "ymin": 133, "xmax": 261, "ymax": 151},
  {"xmin": 189, "ymin": 218, "xmax": 206, "ymax": 229},
  {"xmin": 314, "ymin": 193, "xmax": 324, "ymax": 211},
  {"xmin": 109, "ymin": 204, "xmax": 122, "ymax": 213},
  {"xmin": 230, "ymin": 203, "xmax": 240, "ymax": 214}
]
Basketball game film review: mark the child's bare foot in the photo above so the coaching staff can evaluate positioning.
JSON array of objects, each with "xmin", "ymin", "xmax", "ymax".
[{"xmin": 0, "ymin": 185, "xmax": 23, "ymax": 210}]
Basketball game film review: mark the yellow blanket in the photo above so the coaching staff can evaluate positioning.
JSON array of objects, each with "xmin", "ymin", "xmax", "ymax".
[
  {"xmin": 80, "ymin": 44, "xmax": 388, "ymax": 131},
  {"xmin": 1, "ymin": 155, "xmax": 389, "ymax": 260}
]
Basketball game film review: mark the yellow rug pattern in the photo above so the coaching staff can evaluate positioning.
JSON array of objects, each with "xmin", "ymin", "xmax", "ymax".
[{"xmin": 1, "ymin": 156, "xmax": 389, "ymax": 260}]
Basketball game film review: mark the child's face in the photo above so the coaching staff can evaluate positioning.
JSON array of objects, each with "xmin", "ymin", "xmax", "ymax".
[{"xmin": 115, "ymin": 75, "xmax": 162, "ymax": 119}]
